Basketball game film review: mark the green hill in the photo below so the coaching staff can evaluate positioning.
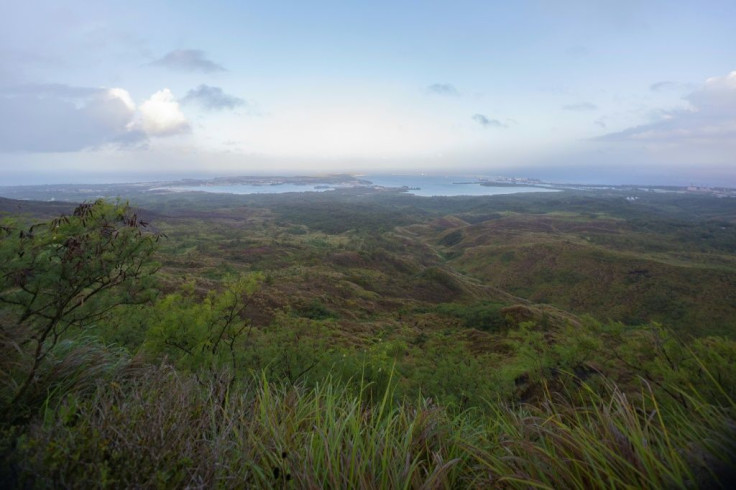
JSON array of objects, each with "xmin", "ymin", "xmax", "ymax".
[{"xmin": 2, "ymin": 190, "xmax": 735, "ymax": 488}]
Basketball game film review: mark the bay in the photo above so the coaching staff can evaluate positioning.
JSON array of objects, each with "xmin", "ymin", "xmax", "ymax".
[{"xmin": 162, "ymin": 174, "xmax": 559, "ymax": 197}]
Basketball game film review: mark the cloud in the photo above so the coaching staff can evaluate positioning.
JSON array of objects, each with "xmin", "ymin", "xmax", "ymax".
[
  {"xmin": 472, "ymin": 114, "xmax": 506, "ymax": 128},
  {"xmin": 649, "ymin": 81, "xmax": 679, "ymax": 92},
  {"xmin": 2, "ymin": 83, "xmax": 102, "ymax": 98},
  {"xmin": 0, "ymin": 85, "xmax": 140, "ymax": 152},
  {"xmin": 0, "ymin": 85, "xmax": 191, "ymax": 152},
  {"xmin": 133, "ymin": 89, "xmax": 190, "ymax": 136},
  {"xmin": 685, "ymin": 72, "xmax": 736, "ymax": 114},
  {"xmin": 562, "ymin": 102, "xmax": 598, "ymax": 111},
  {"xmin": 649, "ymin": 80, "xmax": 696, "ymax": 93},
  {"xmin": 181, "ymin": 84, "xmax": 245, "ymax": 110},
  {"xmin": 597, "ymin": 71, "xmax": 736, "ymax": 144},
  {"xmin": 428, "ymin": 83, "xmax": 459, "ymax": 96},
  {"xmin": 150, "ymin": 49, "xmax": 225, "ymax": 72},
  {"xmin": 111, "ymin": 129, "xmax": 149, "ymax": 149}
]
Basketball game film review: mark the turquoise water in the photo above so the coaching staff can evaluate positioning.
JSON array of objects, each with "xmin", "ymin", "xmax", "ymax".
[{"xmin": 160, "ymin": 175, "xmax": 558, "ymax": 197}]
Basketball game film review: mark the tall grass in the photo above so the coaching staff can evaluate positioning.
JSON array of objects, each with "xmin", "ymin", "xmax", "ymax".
[
  {"xmin": 1, "ymin": 329, "xmax": 132, "ymax": 426},
  {"xmin": 466, "ymin": 379, "xmax": 736, "ymax": 489},
  {"xmin": 8, "ymin": 363, "xmax": 735, "ymax": 489}
]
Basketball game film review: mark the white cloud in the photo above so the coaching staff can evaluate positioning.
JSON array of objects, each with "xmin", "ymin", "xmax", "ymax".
[
  {"xmin": 134, "ymin": 89, "xmax": 190, "ymax": 136},
  {"xmin": 0, "ymin": 85, "xmax": 141, "ymax": 152},
  {"xmin": 108, "ymin": 88, "xmax": 136, "ymax": 112},
  {"xmin": 587, "ymin": 71, "xmax": 736, "ymax": 172},
  {"xmin": 598, "ymin": 71, "xmax": 736, "ymax": 144},
  {"xmin": 686, "ymin": 71, "xmax": 736, "ymax": 115},
  {"xmin": 84, "ymin": 88, "xmax": 137, "ymax": 131},
  {"xmin": 0, "ymin": 85, "xmax": 191, "ymax": 153}
]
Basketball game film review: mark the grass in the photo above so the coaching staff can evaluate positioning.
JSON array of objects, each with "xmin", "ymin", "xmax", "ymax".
[
  {"xmin": 0, "ymin": 328, "xmax": 131, "ymax": 426},
  {"xmin": 473, "ymin": 381, "xmax": 733, "ymax": 489},
  {"xmin": 6, "ymin": 360, "xmax": 735, "ymax": 489}
]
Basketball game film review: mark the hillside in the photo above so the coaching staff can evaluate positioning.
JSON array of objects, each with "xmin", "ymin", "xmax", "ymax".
[
  {"xmin": 1, "ymin": 189, "xmax": 735, "ymax": 488},
  {"xmin": 131, "ymin": 188, "xmax": 736, "ymax": 337}
]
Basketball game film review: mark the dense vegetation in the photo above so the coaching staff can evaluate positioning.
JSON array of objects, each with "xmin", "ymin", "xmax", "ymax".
[{"xmin": 1, "ymin": 188, "xmax": 735, "ymax": 488}]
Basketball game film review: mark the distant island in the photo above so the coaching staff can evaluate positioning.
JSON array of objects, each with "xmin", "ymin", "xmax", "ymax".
[{"xmin": 0, "ymin": 174, "xmax": 734, "ymax": 202}]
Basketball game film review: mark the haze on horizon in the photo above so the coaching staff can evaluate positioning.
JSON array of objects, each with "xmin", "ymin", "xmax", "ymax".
[{"xmin": 1, "ymin": 1, "xmax": 735, "ymax": 187}]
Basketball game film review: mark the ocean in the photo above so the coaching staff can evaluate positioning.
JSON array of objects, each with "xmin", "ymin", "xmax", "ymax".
[{"xmin": 165, "ymin": 174, "xmax": 558, "ymax": 197}]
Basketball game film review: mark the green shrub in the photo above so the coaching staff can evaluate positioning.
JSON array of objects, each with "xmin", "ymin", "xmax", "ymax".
[
  {"xmin": 433, "ymin": 302, "xmax": 508, "ymax": 332},
  {"xmin": 0, "ymin": 200, "xmax": 159, "ymax": 422},
  {"xmin": 295, "ymin": 299, "xmax": 338, "ymax": 320}
]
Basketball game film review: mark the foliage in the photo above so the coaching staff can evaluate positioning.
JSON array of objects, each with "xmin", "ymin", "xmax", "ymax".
[
  {"xmin": 9, "ymin": 363, "xmax": 736, "ymax": 489},
  {"xmin": 431, "ymin": 301, "xmax": 508, "ymax": 332},
  {"xmin": 585, "ymin": 321, "xmax": 736, "ymax": 407},
  {"xmin": 0, "ymin": 200, "xmax": 159, "ymax": 421},
  {"xmin": 248, "ymin": 312, "xmax": 338, "ymax": 385},
  {"xmin": 295, "ymin": 298, "xmax": 338, "ymax": 320},
  {"xmin": 144, "ymin": 273, "xmax": 263, "ymax": 372},
  {"xmin": 2, "ymin": 190, "xmax": 736, "ymax": 487}
]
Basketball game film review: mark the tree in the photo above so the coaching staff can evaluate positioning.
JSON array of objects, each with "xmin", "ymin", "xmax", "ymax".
[
  {"xmin": 144, "ymin": 273, "xmax": 263, "ymax": 373},
  {"xmin": 1, "ymin": 200, "xmax": 160, "ymax": 416}
]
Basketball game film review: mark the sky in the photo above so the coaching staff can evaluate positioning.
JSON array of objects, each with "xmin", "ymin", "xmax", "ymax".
[{"xmin": 1, "ymin": 0, "xmax": 735, "ymax": 186}]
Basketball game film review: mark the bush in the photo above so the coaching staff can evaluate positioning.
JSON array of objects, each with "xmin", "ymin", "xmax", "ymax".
[
  {"xmin": 1, "ymin": 200, "xmax": 159, "ymax": 422},
  {"xmin": 433, "ymin": 302, "xmax": 508, "ymax": 332}
]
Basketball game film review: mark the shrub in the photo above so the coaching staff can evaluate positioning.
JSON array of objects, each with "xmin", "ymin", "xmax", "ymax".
[{"xmin": 1, "ymin": 200, "xmax": 159, "ymax": 422}]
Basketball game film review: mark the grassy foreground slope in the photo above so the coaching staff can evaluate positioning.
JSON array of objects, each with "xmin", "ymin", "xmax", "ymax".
[{"xmin": 1, "ymin": 190, "xmax": 736, "ymax": 488}]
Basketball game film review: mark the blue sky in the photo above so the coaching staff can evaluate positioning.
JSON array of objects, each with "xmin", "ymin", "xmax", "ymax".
[{"xmin": 1, "ymin": 0, "xmax": 735, "ymax": 185}]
